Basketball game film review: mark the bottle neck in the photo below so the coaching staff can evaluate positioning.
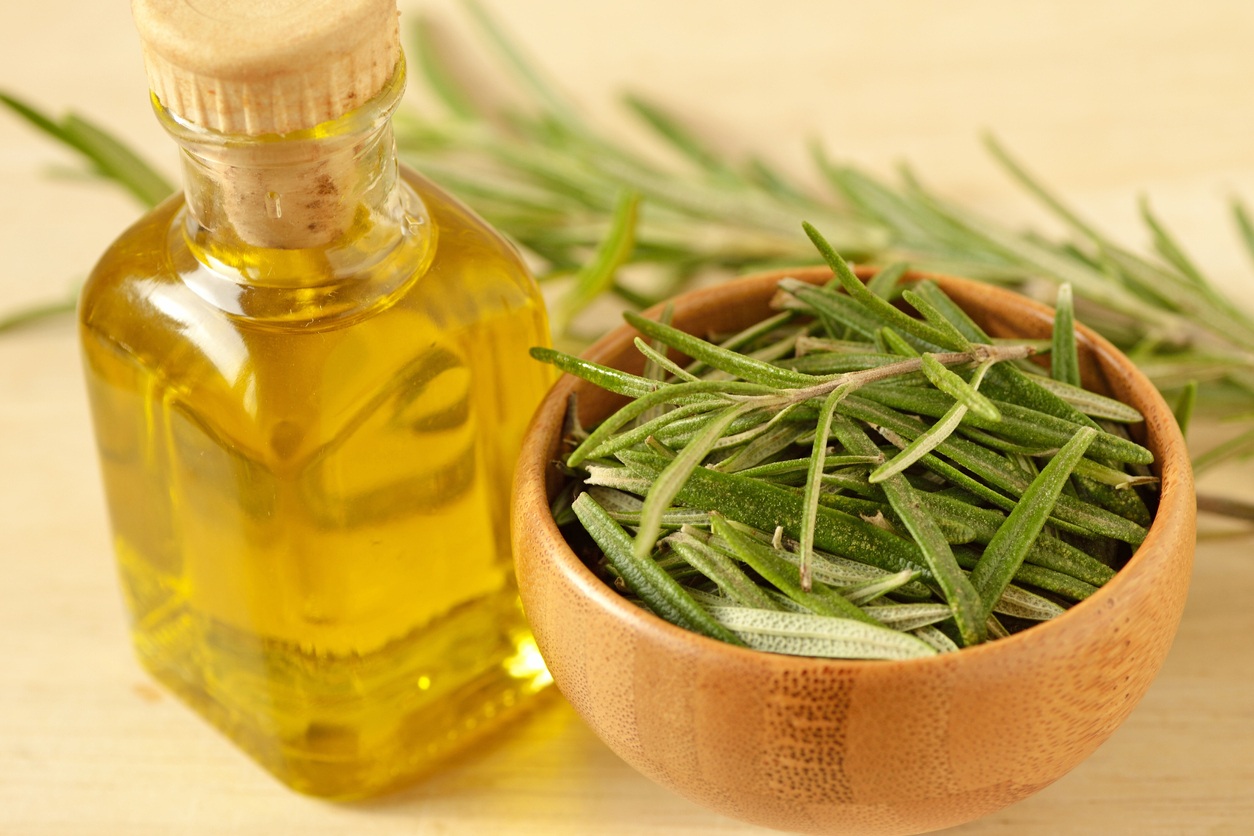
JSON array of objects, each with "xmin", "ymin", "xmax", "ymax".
[{"xmin": 156, "ymin": 61, "xmax": 412, "ymax": 286}]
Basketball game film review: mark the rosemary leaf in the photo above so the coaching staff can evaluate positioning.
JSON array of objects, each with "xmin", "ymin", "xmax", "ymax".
[
  {"xmin": 833, "ymin": 415, "xmax": 987, "ymax": 646},
  {"xmin": 919, "ymin": 353, "xmax": 1000, "ymax": 421},
  {"xmin": 567, "ymin": 379, "xmax": 771, "ymax": 466},
  {"xmin": 556, "ymin": 189, "xmax": 640, "ymax": 330},
  {"xmin": 901, "ymin": 289, "xmax": 974, "ymax": 352},
  {"xmin": 529, "ymin": 347, "xmax": 661, "ymax": 399},
  {"xmin": 799, "ymin": 383, "xmax": 858, "ymax": 590},
  {"xmin": 580, "ymin": 401, "xmax": 722, "ymax": 462},
  {"xmin": 635, "ymin": 403, "xmax": 756, "ymax": 559},
  {"xmin": 710, "ymin": 515, "xmax": 881, "ymax": 625},
  {"xmin": 1051, "ymin": 284, "xmax": 1082, "ymax": 388},
  {"xmin": 969, "ymin": 427, "xmax": 1098, "ymax": 614},
  {"xmin": 880, "ymin": 326, "xmax": 921, "ymax": 358},
  {"xmin": 776, "ymin": 280, "xmax": 884, "ymax": 341},
  {"xmin": 634, "ymin": 336, "xmax": 699, "ymax": 382},
  {"xmin": 705, "ymin": 606, "xmax": 937, "ymax": 660},
  {"xmin": 0, "ymin": 93, "xmax": 174, "ymax": 208},
  {"xmin": 993, "ymin": 584, "xmax": 1067, "ymax": 621},
  {"xmin": 916, "ymin": 490, "xmax": 1115, "ymax": 587},
  {"xmin": 953, "ymin": 547, "xmax": 1100, "ymax": 602},
  {"xmin": 572, "ymin": 493, "xmax": 745, "ymax": 646},
  {"xmin": 668, "ymin": 533, "xmax": 779, "ymax": 609},
  {"xmin": 804, "ymin": 222, "xmax": 967, "ymax": 350},
  {"xmin": 862, "ymin": 602, "xmax": 953, "ymax": 631},
  {"xmin": 869, "ymin": 401, "xmax": 968, "ymax": 484},
  {"xmin": 621, "ymin": 450, "xmax": 934, "ymax": 580},
  {"xmin": 838, "ymin": 569, "xmax": 921, "ymax": 605},
  {"xmin": 842, "ymin": 395, "xmax": 1148, "ymax": 543},
  {"xmin": 734, "ymin": 454, "xmax": 882, "ymax": 479},
  {"xmin": 1030, "ymin": 377, "xmax": 1144, "ymax": 423},
  {"xmin": 913, "ymin": 625, "xmax": 960, "ymax": 653},
  {"xmin": 685, "ymin": 311, "xmax": 794, "ymax": 377},
  {"xmin": 625, "ymin": 311, "xmax": 821, "ymax": 388}
]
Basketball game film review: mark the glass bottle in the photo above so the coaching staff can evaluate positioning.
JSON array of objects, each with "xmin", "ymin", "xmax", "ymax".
[{"xmin": 79, "ymin": 0, "xmax": 552, "ymax": 799}]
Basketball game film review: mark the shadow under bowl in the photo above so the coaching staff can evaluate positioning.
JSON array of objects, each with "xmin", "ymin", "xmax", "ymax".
[{"xmin": 511, "ymin": 266, "xmax": 1195, "ymax": 836}]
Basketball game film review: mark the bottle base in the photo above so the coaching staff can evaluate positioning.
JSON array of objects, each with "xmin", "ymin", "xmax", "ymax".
[{"xmin": 131, "ymin": 592, "xmax": 553, "ymax": 799}]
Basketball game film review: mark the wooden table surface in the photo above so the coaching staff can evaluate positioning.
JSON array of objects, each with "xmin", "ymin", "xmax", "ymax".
[{"xmin": 2, "ymin": 2, "xmax": 1252, "ymax": 834}]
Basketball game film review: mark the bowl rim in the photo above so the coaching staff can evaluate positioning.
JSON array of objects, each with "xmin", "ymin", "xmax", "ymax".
[{"xmin": 516, "ymin": 265, "xmax": 1195, "ymax": 672}]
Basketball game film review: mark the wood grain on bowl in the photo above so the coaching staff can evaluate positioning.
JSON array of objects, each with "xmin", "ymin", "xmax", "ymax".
[{"xmin": 511, "ymin": 266, "xmax": 1196, "ymax": 836}]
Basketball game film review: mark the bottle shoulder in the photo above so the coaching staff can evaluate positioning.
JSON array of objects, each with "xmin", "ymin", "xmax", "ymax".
[
  {"xmin": 80, "ymin": 193, "xmax": 183, "ymax": 314},
  {"xmin": 82, "ymin": 168, "xmax": 546, "ymax": 341},
  {"xmin": 396, "ymin": 164, "xmax": 545, "ymax": 320}
]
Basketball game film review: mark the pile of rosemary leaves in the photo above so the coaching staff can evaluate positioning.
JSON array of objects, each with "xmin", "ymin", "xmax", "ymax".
[
  {"xmin": 1, "ymin": 1, "xmax": 1251, "ymax": 506},
  {"xmin": 537, "ymin": 226, "xmax": 1156, "ymax": 657}
]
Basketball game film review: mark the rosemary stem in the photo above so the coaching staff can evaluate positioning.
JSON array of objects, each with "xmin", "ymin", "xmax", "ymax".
[{"xmin": 728, "ymin": 343, "xmax": 1035, "ymax": 408}]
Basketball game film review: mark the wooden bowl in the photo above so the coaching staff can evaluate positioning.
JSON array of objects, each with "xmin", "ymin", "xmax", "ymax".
[{"xmin": 510, "ymin": 267, "xmax": 1195, "ymax": 836}]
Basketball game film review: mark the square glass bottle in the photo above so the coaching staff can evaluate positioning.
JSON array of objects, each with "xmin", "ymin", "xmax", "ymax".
[{"xmin": 79, "ymin": 0, "xmax": 553, "ymax": 798}]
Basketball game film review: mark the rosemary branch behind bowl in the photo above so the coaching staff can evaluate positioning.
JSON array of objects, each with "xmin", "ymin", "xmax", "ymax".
[
  {"xmin": 537, "ymin": 230, "xmax": 1155, "ymax": 658},
  {"xmin": 1, "ymin": 1, "xmax": 1252, "ymax": 486}
]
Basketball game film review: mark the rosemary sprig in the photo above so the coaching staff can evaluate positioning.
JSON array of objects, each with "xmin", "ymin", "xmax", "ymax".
[{"xmin": 544, "ymin": 237, "xmax": 1153, "ymax": 659}]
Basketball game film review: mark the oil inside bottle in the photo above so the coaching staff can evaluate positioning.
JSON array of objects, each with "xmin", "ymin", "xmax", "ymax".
[{"xmin": 79, "ymin": 88, "xmax": 553, "ymax": 797}]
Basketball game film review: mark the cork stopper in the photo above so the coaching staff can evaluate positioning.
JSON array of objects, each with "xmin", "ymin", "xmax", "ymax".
[{"xmin": 132, "ymin": 0, "xmax": 401, "ymax": 136}]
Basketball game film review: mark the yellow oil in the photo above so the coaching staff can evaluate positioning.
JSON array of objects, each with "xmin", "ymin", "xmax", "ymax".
[{"xmin": 79, "ymin": 166, "xmax": 554, "ymax": 798}]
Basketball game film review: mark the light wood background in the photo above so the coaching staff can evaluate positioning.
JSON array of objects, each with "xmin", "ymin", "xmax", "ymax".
[{"xmin": 1, "ymin": 2, "xmax": 1252, "ymax": 834}]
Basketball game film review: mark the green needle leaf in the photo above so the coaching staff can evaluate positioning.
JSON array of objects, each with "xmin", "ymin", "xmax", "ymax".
[
  {"xmin": 862, "ymin": 602, "xmax": 953, "ymax": 631},
  {"xmin": 1, "ymin": 92, "xmax": 174, "ymax": 208},
  {"xmin": 839, "ymin": 569, "xmax": 921, "ymax": 605},
  {"xmin": 841, "ymin": 394, "xmax": 1147, "ymax": 543},
  {"xmin": 992, "ymin": 584, "xmax": 1066, "ymax": 621},
  {"xmin": 1051, "ymin": 283, "xmax": 1082, "ymax": 387},
  {"xmin": 581, "ymin": 401, "xmax": 722, "ymax": 462},
  {"xmin": 0, "ymin": 293, "xmax": 78, "ymax": 334},
  {"xmin": 799, "ymin": 383, "xmax": 858, "ymax": 590},
  {"xmin": 463, "ymin": 0, "xmax": 586, "ymax": 131},
  {"xmin": 969, "ymin": 426, "xmax": 1098, "ymax": 615},
  {"xmin": 1233, "ymin": 197, "xmax": 1254, "ymax": 271},
  {"xmin": 635, "ymin": 403, "xmax": 755, "ymax": 560},
  {"xmin": 567, "ymin": 378, "xmax": 770, "ymax": 466},
  {"xmin": 710, "ymin": 515, "xmax": 881, "ymax": 625},
  {"xmin": 880, "ymin": 326, "xmax": 921, "ymax": 357},
  {"xmin": 776, "ymin": 280, "xmax": 885, "ymax": 342},
  {"xmin": 1193, "ymin": 425, "xmax": 1254, "ymax": 474},
  {"xmin": 556, "ymin": 189, "xmax": 640, "ymax": 330},
  {"xmin": 684, "ymin": 311, "xmax": 795, "ymax": 376},
  {"xmin": 913, "ymin": 625, "xmax": 960, "ymax": 653},
  {"xmin": 900, "ymin": 289, "xmax": 973, "ymax": 351},
  {"xmin": 1141, "ymin": 196, "xmax": 1207, "ymax": 288},
  {"xmin": 832, "ymin": 415, "xmax": 988, "ymax": 647},
  {"xmin": 1029, "ymin": 377, "xmax": 1144, "ymax": 422},
  {"xmin": 572, "ymin": 494, "xmax": 745, "ymax": 646},
  {"xmin": 735, "ymin": 454, "xmax": 883, "ymax": 480},
  {"xmin": 623, "ymin": 93, "xmax": 733, "ymax": 178},
  {"xmin": 634, "ymin": 336, "xmax": 699, "ymax": 382},
  {"xmin": 803, "ymin": 221, "xmax": 968, "ymax": 350},
  {"xmin": 668, "ymin": 533, "xmax": 779, "ymax": 609},
  {"xmin": 529, "ymin": 346, "xmax": 662, "ymax": 399},
  {"xmin": 920, "ymin": 353, "xmax": 1000, "ymax": 420},
  {"xmin": 705, "ymin": 605, "xmax": 937, "ymax": 660},
  {"xmin": 869, "ymin": 401, "xmax": 968, "ymax": 484},
  {"xmin": 624, "ymin": 310, "xmax": 821, "ymax": 388}
]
